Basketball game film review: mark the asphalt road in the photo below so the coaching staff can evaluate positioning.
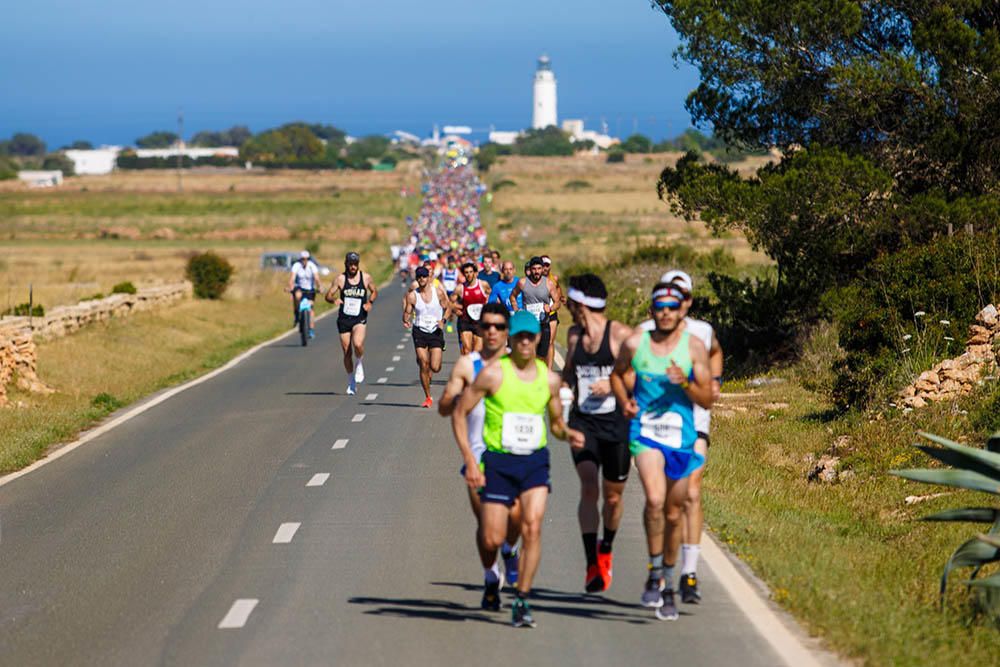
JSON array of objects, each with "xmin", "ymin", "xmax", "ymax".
[{"xmin": 0, "ymin": 282, "xmax": 787, "ymax": 666}]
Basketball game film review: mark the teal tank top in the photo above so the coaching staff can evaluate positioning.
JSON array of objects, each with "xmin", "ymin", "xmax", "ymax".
[{"xmin": 629, "ymin": 331, "xmax": 697, "ymax": 451}]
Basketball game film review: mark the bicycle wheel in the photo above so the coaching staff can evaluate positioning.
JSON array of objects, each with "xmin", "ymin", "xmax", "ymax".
[{"xmin": 299, "ymin": 308, "xmax": 309, "ymax": 346}]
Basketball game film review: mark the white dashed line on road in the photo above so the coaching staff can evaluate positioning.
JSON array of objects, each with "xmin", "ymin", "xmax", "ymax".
[
  {"xmin": 385, "ymin": 366, "xmax": 395, "ymax": 372},
  {"xmin": 218, "ymin": 599, "xmax": 258, "ymax": 629},
  {"xmin": 365, "ymin": 393, "xmax": 378, "ymax": 400},
  {"xmin": 272, "ymin": 522, "xmax": 301, "ymax": 544},
  {"xmin": 352, "ymin": 413, "xmax": 365, "ymax": 422},
  {"xmin": 396, "ymin": 344, "xmax": 405, "ymax": 350},
  {"xmin": 332, "ymin": 439, "xmax": 348, "ymax": 449},
  {"xmin": 377, "ymin": 377, "xmax": 387, "ymax": 384},
  {"xmin": 392, "ymin": 355, "xmax": 401, "ymax": 362},
  {"xmin": 307, "ymin": 473, "xmax": 330, "ymax": 487}
]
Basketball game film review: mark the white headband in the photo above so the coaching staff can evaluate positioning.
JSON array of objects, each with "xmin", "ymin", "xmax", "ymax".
[
  {"xmin": 651, "ymin": 286, "xmax": 686, "ymax": 301},
  {"xmin": 568, "ymin": 287, "xmax": 607, "ymax": 309}
]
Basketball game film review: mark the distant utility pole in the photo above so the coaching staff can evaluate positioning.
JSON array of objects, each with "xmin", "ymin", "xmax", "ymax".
[{"xmin": 176, "ymin": 107, "xmax": 184, "ymax": 193}]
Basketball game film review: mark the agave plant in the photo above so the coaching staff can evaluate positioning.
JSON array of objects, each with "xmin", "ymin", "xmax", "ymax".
[{"xmin": 890, "ymin": 431, "xmax": 1000, "ymax": 623}]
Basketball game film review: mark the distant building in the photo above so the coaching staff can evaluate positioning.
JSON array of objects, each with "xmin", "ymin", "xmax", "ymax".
[
  {"xmin": 532, "ymin": 54, "xmax": 558, "ymax": 129},
  {"xmin": 562, "ymin": 119, "xmax": 618, "ymax": 150},
  {"xmin": 134, "ymin": 146, "xmax": 238, "ymax": 159},
  {"xmin": 65, "ymin": 147, "xmax": 121, "ymax": 175},
  {"xmin": 488, "ymin": 131, "xmax": 520, "ymax": 146},
  {"xmin": 18, "ymin": 170, "xmax": 63, "ymax": 187}
]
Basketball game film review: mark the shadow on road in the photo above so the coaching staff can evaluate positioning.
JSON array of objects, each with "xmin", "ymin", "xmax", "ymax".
[
  {"xmin": 347, "ymin": 596, "xmax": 506, "ymax": 624},
  {"xmin": 285, "ymin": 391, "xmax": 341, "ymax": 396},
  {"xmin": 360, "ymin": 401, "xmax": 428, "ymax": 410}
]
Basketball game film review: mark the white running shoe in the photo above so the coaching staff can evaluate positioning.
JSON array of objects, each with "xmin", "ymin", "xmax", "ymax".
[
  {"xmin": 347, "ymin": 377, "xmax": 357, "ymax": 396},
  {"xmin": 354, "ymin": 361, "xmax": 365, "ymax": 384}
]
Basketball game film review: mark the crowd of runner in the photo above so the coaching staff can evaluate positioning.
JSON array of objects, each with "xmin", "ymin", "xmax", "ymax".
[{"xmin": 288, "ymin": 151, "xmax": 725, "ymax": 628}]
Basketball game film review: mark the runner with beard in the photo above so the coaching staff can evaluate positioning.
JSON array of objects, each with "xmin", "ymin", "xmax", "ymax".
[
  {"xmin": 326, "ymin": 251, "xmax": 378, "ymax": 396},
  {"xmin": 510, "ymin": 257, "xmax": 562, "ymax": 368},
  {"xmin": 454, "ymin": 261, "xmax": 491, "ymax": 354}
]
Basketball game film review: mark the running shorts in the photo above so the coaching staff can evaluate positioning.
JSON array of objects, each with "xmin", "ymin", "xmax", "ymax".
[
  {"xmin": 630, "ymin": 440, "xmax": 705, "ymax": 481},
  {"xmin": 570, "ymin": 432, "xmax": 631, "ymax": 482},
  {"xmin": 412, "ymin": 327, "xmax": 445, "ymax": 349},
  {"xmin": 697, "ymin": 431, "xmax": 711, "ymax": 448},
  {"xmin": 337, "ymin": 315, "xmax": 367, "ymax": 334},
  {"xmin": 457, "ymin": 318, "xmax": 479, "ymax": 335},
  {"xmin": 535, "ymin": 320, "xmax": 551, "ymax": 358},
  {"xmin": 481, "ymin": 448, "xmax": 551, "ymax": 506}
]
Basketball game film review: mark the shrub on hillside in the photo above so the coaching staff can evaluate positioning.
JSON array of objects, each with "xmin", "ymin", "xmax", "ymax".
[
  {"xmin": 606, "ymin": 148, "xmax": 625, "ymax": 163},
  {"xmin": 112, "ymin": 281, "xmax": 137, "ymax": 295},
  {"xmin": 825, "ymin": 233, "xmax": 1000, "ymax": 410},
  {"xmin": 186, "ymin": 252, "xmax": 234, "ymax": 299},
  {"xmin": 3, "ymin": 302, "xmax": 45, "ymax": 317}
]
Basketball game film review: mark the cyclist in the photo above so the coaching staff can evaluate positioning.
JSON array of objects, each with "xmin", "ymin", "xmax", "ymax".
[
  {"xmin": 326, "ymin": 252, "xmax": 378, "ymax": 396},
  {"xmin": 288, "ymin": 250, "xmax": 322, "ymax": 338}
]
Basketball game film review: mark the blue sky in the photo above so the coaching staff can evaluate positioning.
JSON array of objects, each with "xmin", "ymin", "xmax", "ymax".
[{"xmin": 3, "ymin": 1, "xmax": 701, "ymax": 148}]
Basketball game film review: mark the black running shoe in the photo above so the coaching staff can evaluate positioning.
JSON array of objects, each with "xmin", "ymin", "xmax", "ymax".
[
  {"xmin": 641, "ymin": 577, "xmax": 665, "ymax": 608},
  {"xmin": 680, "ymin": 573, "xmax": 701, "ymax": 604},
  {"xmin": 481, "ymin": 580, "xmax": 501, "ymax": 611},
  {"xmin": 511, "ymin": 597, "xmax": 536, "ymax": 628},
  {"xmin": 655, "ymin": 589, "xmax": 679, "ymax": 621}
]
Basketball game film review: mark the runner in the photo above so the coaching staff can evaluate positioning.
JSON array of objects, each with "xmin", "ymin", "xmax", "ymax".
[
  {"xmin": 438, "ymin": 302, "xmax": 521, "ymax": 608},
  {"xmin": 288, "ymin": 250, "xmax": 322, "ymax": 337},
  {"xmin": 478, "ymin": 254, "xmax": 501, "ymax": 289},
  {"xmin": 441, "ymin": 256, "xmax": 461, "ymax": 335},
  {"xmin": 610, "ymin": 281, "xmax": 713, "ymax": 621},
  {"xmin": 452, "ymin": 310, "xmax": 584, "ymax": 627},
  {"xmin": 639, "ymin": 270, "xmax": 724, "ymax": 604},
  {"xmin": 561, "ymin": 274, "xmax": 633, "ymax": 593},
  {"xmin": 326, "ymin": 251, "xmax": 377, "ymax": 396},
  {"xmin": 454, "ymin": 261, "xmax": 491, "ymax": 354},
  {"xmin": 510, "ymin": 257, "xmax": 562, "ymax": 367},
  {"xmin": 540, "ymin": 255, "xmax": 562, "ymax": 369},
  {"xmin": 489, "ymin": 261, "xmax": 521, "ymax": 313},
  {"xmin": 403, "ymin": 266, "xmax": 452, "ymax": 407}
]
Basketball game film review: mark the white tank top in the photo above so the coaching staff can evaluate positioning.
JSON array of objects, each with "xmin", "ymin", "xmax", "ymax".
[
  {"xmin": 414, "ymin": 286, "xmax": 444, "ymax": 333},
  {"xmin": 468, "ymin": 352, "xmax": 487, "ymax": 461}
]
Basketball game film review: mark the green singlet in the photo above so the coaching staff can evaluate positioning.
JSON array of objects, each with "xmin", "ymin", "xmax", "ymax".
[{"xmin": 483, "ymin": 356, "xmax": 551, "ymax": 455}]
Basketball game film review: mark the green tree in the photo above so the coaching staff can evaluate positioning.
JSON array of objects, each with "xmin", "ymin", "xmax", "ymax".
[
  {"xmin": 621, "ymin": 134, "xmax": 653, "ymax": 153},
  {"xmin": 347, "ymin": 135, "xmax": 390, "ymax": 161},
  {"xmin": 6, "ymin": 133, "xmax": 46, "ymax": 156},
  {"xmin": 135, "ymin": 131, "xmax": 178, "ymax": 148},
  {"xmin": 63, "ymin": 140, "xmax": 94, "ymax": 150},
  {"xmin": 190, "ymin": 125, "xmax": 252, "ymax": 147},
  {"xmin": 240, "ymin": 125, "xmax": 323, "ymax": 162},
  {"xmin": 0, "ymin": 155, "xmax": 16, "ymax": 180},
  {"xmin": 514, "ymin": 127, "xmax": 573, "ymax": 156},
  {"xmin": 42, "ymin": 153, "xmax": 76, "ymax": 176}
]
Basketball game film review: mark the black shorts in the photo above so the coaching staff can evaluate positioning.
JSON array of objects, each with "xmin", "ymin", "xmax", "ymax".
[
  {"xmin": 458, "ymin": 318, "xmax": 479, "ymax": 335},
  {"xmin": 295, "ymin": 288, "xmax": 317, "ymax": 300},
  {"xmin": 550, "ymin": 312, "xmax": 559, "ymax": 324},
  {"xmin": 481, "ymin": 448, "xmax": 551, "ymax": 506},
  {"xmin": 536, "ymin": 319, "xmax": 551, "ymax": 358},
  {"xmin": 697, "ymin": 431, "xmax": 711, "ymax": 448},
  {"xmin": 570, "ymin": 430, "xmax": 631, "ymax": 482},
  {"xmin": 412, "ymin": 327, "xmax": 445, "ymax": 349},
  {"xmin": 337, "ymin": 315, "xmax": 367, "ymax": 334}
]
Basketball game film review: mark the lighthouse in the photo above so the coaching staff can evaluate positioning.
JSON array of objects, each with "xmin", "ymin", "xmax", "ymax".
[{"xmin": 532, "ymin": 53, "xmax": 558, "ymax": 130}]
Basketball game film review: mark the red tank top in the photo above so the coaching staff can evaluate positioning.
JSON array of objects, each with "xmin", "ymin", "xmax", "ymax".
[{"xmin": 461, "ymin": 280, "xmax": 488, "ymax": 321}]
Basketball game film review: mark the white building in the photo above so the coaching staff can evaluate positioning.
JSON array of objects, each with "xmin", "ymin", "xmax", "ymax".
[
  {"xmin": 64, "ymin": 147, "xmax": 122, "ymax": 175},
  {"xmin": 17, "ymin": 170, "xmax": 63, "ymax": 187},
  {"xmin": 532, "ymin": 54, "xmax": 558, "ymax": 129},
  {"xmin": 562, "ymin": 119, "xmax": 619, "ymax": 150},
  {"xmin": 488, "ymin": 130, "xmax": 520, "ymax": 146},
  {"xmin": 134, "ymin": 146, "xmax": 238, "ymax": 159}
]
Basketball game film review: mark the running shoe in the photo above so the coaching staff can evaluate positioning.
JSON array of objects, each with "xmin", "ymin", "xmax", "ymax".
[
  {"xmin": 679, "ymin": 573, "xmax": 701, "ymax": 604},
  {"xmin": 511, "ymin": 597, "xmax": 536, "ymax": 628},
  {"xmin": 309, "ymin": 329, "xmax": 315, "ymax": 339},
  {"xmin": 481, "ymin": 580, "xmax": 501, "ymax": 612},
  {"xmin": 347, "ymin": 376, "xmax": 357, "ymax": 396},
  {"xmin": 354, "ymin": 362, "xmax": 365, "ymax": 384},
  {"xmin": 502, "ymin": 548, "xmax": 519, "ymax": 587},
  {"xmin": 641, "ymin": 577, "xmax": 665, "ymax": 608},
  {"xmin": 655, "ymin": 589, "xmax": 679, "ymax": 621},
  {"xmin": 596, "ymin": 545, "xmax": 614, "ymax": 592},
  {"xmin": 421, "ymin": 396, "xmax": 433, "ymax": 408},
  {"xmin": 585, "ymin": 564, "xmax": 604, "ymax": 593}
]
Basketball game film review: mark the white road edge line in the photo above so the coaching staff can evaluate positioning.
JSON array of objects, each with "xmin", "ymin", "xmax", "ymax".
[
  {"xmin": 701, "ymin": 533, "xmax": 823, "ymax": 667},
  {"xmin": 306, "ymin": 473, "xmax": 330, "ymax": 487},
  {"xmin": 352, "ymin": 413, "xmax": 365, "ymax": 422},
  {"xmin": 272, "ymin": 522, "xmax": 301, "ymax": 544},
  {"xmin": 332, "ymin": 439, "xmax": 348, "ymax": 450},
  {"xmin": 218, "ymin": 599, "xmax": 259, "ymax": 629},
  {"xmin": 365, "ymin": 393, "xmax": 378, "ymax": 401},
  {"xmin": 0, "ymin": 308, "xmax": 338, "ymax": 489}
]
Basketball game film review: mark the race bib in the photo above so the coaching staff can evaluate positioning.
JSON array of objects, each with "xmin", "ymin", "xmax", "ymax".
[
  {"xmin": 343, "ymin": 297, "xmax": 362, "ymax": 317},
  {"xmin": 466, "ymin": 303, "xmax": 483, "ymax": 321},
  {"xmin": 443, "ymin": 279, "xmax": 457, "ymax": 292},
  {"xmin": 501, "ymin": 412, "xmax": 544, "ymax": 455},
  {"xmin": 417, "ymin": 314, "xmax": 439, "ymax": 331},
  {"xmin": 639, "ymin": 411, "xmax": 683, "ymax": 449},
  {"xmin": 578, "ymin": 376, "xmax": 616, "ymax": 414},
  {"xmin": 526, "ymin": 302, "xmax": 545, "ymax": 321}
]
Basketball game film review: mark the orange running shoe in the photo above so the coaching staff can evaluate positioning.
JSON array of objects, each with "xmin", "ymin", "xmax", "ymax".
[
  {"xmin": 585, "ymin": 563, "xmax": 604, "ymax": 593},
  {"xmin": 421, "ymin": 396, "xmax": 433, "ymax": 408},
  {"xmin": 596, "ymin": 544, "xmax": 614, "ymax": 592}
]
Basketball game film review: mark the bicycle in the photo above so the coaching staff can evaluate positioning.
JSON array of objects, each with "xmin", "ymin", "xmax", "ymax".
[{"xmin": 298, "ymin": 296, "xmax": 314, "ymax": 346}]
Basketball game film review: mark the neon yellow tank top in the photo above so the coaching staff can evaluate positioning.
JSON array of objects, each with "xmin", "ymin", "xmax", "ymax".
[{"xmin": 483, "ymin": 357, "xmax": 551, "ymax": 454}]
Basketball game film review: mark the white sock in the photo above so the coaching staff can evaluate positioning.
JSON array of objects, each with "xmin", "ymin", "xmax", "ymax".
[
  {"xmin": 485, "ymin": 560, "xmax": 501, "ymax": 584},
  {"xmin": 354, "ymin": 356, "xmax": 363, "ymax": 371},
  {"xmin": 681, "ymin": 544, "xmax": 700, "ymax": 575}
]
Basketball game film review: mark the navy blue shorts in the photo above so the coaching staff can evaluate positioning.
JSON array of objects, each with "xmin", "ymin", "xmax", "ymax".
[{"xmin": 481, "ymin": 448, "xmax": 551, "ymax": 507}]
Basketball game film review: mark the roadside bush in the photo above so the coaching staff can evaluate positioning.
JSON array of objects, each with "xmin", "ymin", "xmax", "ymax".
[
  {"xmin": 91, "ymin": 392, "xmax": 124, "ymax": 412},
  {"xmin": 825, "ymin": 232, "xmax": 1000, "ymax": 410},
  {"xmin": 186, "ymin": 252, "xmax": 234, "ymax": 299},
  {"xmin": 564, "ymin": 180, "xmax": 591, "ymax": 190},
  {"xmin": 492, "ymin": 179, "xmax": 516, "ymax": 191},
  {"xmin": 606, "ymin": 148, "xmax": 625, "ymax": 163},
  {"xmin": 0, "ymin": 156, "xmax": 17, "ymax": 180},
  {"xmin": 3, "ymin": 302, "xmax": 45, "ymax": 317},
  {"xmin": 111, "ymin": 281, "xmax": 137, "ymax": 295}
]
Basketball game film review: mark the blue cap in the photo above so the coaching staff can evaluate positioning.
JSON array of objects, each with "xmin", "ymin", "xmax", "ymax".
[{"xmin": 509, "ymin": 310, "xmax": 541, "ymax": 336}]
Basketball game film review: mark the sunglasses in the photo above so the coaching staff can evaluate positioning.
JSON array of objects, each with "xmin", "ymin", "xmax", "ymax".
[
  {"xmin": 652, "ymin": 300, "xmax": 683, "ymax": 312},
  {"xmin": 479, "ymin": 321, "xmax": 508, "ymax": 332}
]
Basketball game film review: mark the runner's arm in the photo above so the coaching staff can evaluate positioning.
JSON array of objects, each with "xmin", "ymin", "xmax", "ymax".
[
  {"xmin": 481, "ymin": 280, "xmax": 492, "ymax": 300},
  {"xmin": 453, "ymin": 365, "xmax": 502, "ymax": 487},
  {"xmin": 324, "ymin": 275, "xmax": 343, "ymax": 304},
  {"xmin": 561, "ymin": 326, "xmax": 580, "ymax": 386},
  {"xmin": 685, "ymin": 337, "xmax": 714, "ymax": 409},
  {"xmin": 366, "ymin": 275, "xmax": 378, "ymax": 304},
  {"xmin": 509, "ymin": 279, "xmax": 524, "ymax": 311},
  {"xmin": 709, "ymin": 332, "xmax": 724, "ymax": 400},
  {"xmin": 401, "ymin": 291, "xmax": 414, "ymax": 328},
  {"xmin": 547, "ymin": 278, "xmax": 562, "ymax": 315},
  {"xmin": 438, "ymin": 356, "xmax": 471, "ymax": 417},
  {"xmin": 611, "ymin": 334, "xmax": 639, "ymax": 418},
  {"xmin": 547, "ymin": 370, "xmax": 584, "ymax": 448},
  {"xmin": 439, "ymin": 285, "xmax": 453, "ymax": 321}
]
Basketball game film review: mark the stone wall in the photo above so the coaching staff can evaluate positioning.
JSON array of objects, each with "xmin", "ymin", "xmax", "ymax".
[
  {"xmin": 899, "ymin": 305, "xmax": 999, "ymax": 409},
  {"xmin": 0, "ymin": 282, "xmax": 192, "ymax": 406}
]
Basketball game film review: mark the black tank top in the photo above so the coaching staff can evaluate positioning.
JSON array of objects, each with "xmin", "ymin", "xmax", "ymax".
[
  {"xmin": 569, "ymin": 321, "xmax": 625, "ymax": 440},
  {"xmin": 339, "ymin": 271, "xmax": 368, "ymax": 319}
]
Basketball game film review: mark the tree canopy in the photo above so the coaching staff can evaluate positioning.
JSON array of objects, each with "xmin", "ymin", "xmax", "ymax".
[
  {"xmin": 514, "ymin": 127, "xmax": 574, "ymax": 156},
  {"xmin": 2, "ymin": 133, "xmax": 47, "ymax": 156},
  {"xmin": 135, "ymin": 131, "xmax": 178, "ymax": 148},
  {"xmin": 239, "ymin": 125, "xmax": 324, "ymax": 162},
  {"xmin": 190, "ymin": 126, "xmax": 252, "ymax": 147}
]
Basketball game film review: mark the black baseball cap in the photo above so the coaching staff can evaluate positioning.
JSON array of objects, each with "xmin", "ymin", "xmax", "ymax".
[
  {"xmin": 528, "ymin": 256, "xmax": 545, "ymax": 268},
  {"xmin": 415, "ymin": 266, "xmax": 430, "ymax": 278},
  {"xmin": 345, "ymin": 251, "xmax": 360, "ymax": 264}
]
